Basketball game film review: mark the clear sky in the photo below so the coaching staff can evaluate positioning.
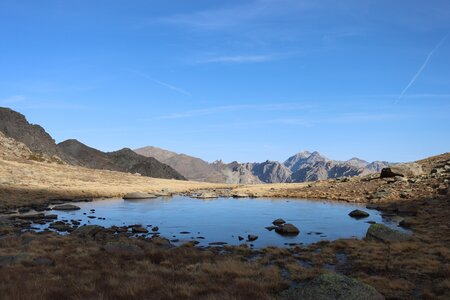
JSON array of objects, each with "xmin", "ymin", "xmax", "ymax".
[{"xmin": 1, "ymin": 0, "xmax": 449, "ymax": 163}]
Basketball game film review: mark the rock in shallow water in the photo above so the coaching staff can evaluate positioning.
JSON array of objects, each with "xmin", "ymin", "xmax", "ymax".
[
  {"xmin": 52, "ymin": 204, "xmax": 80, "ymax": 211},
  {"xmin": 348, "ymin": 209, "xmax": 370, "ymax": 218},
  {"xmin": 275, "ymin": 223, "xmax": 300, "ymax": 235},
  {"xmin": 123, "ymin": 192, "xmax": 157, "ymax": 200}
]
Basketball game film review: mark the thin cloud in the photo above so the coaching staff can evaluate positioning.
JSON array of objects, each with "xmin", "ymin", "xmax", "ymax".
[
  {"xmin": 159, "ymin": 0, "xmax": 317, "ymax": 30},
  {"xmin": 130, "ymin": 70, "xmax": 192, "ymax": 97},
  {"xmin": 158, "ymin": 103, "xmax": 311, "ymax": 120},
  {"xmin": 399, "ymin": 33, "xmax": 449, "ymax": 99},
  {"xmin": 198, "ymin": 55, "xmax": 274, "ymax": 64}
]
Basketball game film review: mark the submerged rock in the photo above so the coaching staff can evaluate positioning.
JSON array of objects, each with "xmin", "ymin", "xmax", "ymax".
[
  {"xmin": 348, "ymin": 209, "xmax": 370, "ymax": 219},
  {"xmin": 247, "ymin": 235, "xmax": 258, "ymax": 242},
  {"xmin": 52, "ymin": 204, "xmax": 80, "ymax": 211},
  {"xmin": 275, "ymin": 223, "xmax": 300, "ymax": 235},
  {"xmin": 279, "ymin": 273, "xmax": 385, "ymax": 300},
  {"xmin": 272, "ymin": 218, "xmax": 286, "ymax": 225},
  {"xmin": 123, "ymin": 192, "xmax": 157, "ymax": 200},
  {"xmin": 366, "ymin": 224, "xmax": 411, "ymax": 243}
]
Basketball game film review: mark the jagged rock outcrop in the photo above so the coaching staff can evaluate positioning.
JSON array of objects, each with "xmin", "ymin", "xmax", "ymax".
[
  {"xmin": 0, "ymin": 107, "xmax": 75, "ymax": 163},
  {"xmin": 58, "ymin": 140, "xmax": 186, "ymax": 180}
]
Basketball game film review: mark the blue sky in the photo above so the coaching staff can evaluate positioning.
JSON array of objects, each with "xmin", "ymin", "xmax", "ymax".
[{"xmin": 1, "ymin": 0, "xmax": 449, "ymax": 163}]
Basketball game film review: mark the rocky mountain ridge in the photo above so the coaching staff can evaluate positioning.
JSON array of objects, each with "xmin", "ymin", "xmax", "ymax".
[{"xmin": 135, "ymin": 146, "xmax": 391, "ymax": 184}]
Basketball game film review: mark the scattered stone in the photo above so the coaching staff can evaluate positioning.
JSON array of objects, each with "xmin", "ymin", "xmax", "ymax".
[
  {"xmin": 123, "ymin": 192, "xmax": 157, "ymax": 200},
  {"xmin": 72, "ymin": 225, "xmax": 103, "ymax": 237},
  {"xmin": 179, "ymin": 231, "xmax": 190, "ymax": 234},
  {"xmin": 49, "ymin": 222, "xmax": 72, "ymax": 232},
  {"xmin": 193, "ymin": 192, "xmax": 218, "ymax": 199},
  {"xmin": 209, "ymin": 242, "xmax": 228, "ymax": 245},
  {"xmin": 279, "ymin": 273, "xmax": 385, "ymax": 300},
  {"xmin": 152, "ymin": 226, "xmax": 159, "ymax": 232},
  {"xmin": 52, "ymin": 204, "xmax": 80, "ymax": 211},
  {"xmin": 275, "ymin": 223, "xmax": 300, "ymax": 235},
  {"xmin": 247, "ymin": 235, "xmax": 258, "ymax": 242},
  {"xmin": 238, "ymin": 236, "xmax": 244, "ymax": 241},
  {"xmin": 132, "ymin": 227, "xmax": 149, "ymax": 234},
  {"xmin": 349, "ymin": 209, "xmax": 370, "ymax": 219},
  {"xmin": 87, "ymin": 216, "xmax": 96, "ymax": 219},
  {"xmin": 366, "ymin": 224, "xmax": 411, "ymax": 243},
  {"xmin": 272, "ymin": 218, "xmax": 286, "ymax": 225},
  {"xmin": 232, "ymin": 193, "xmax": 248, "ymax": 198}
]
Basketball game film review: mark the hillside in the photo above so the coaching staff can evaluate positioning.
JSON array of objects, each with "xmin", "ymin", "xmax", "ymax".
[
  {"xmin": 0, "ymin": 107, "xmax": 185, "ymax": 181},
  {"xmin": 135, "ymin": 146, "xmax": 226, "ymax": 182},
  {"xmin": 59, "ymin": 140, "xmax": 186, "ymax": 180}
]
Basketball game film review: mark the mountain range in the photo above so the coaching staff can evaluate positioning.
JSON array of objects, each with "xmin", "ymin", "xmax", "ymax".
[
  {"xmin": 135, "ymin": 147, "xmax": 390, "ymax": 184},
  {"xmin": 1, "ymin": 107, "xmax": 390, "ymax": 184},
  {"xmin": 0, "ymin": 107, "xmax": 185, "ymax": 180}
]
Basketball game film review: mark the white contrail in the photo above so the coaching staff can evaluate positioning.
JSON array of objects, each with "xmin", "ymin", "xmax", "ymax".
[
  {"xmin": 130, "ymin": 70, "xmax": 192, "ymax": 97},
  {"xmin": 399, "ymin": 33, "xmax": 449, "ymax": 99}
]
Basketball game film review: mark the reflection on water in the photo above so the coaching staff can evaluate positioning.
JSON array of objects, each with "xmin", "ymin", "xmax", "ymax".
[{"xmin": 36, "ymin": 196, "xmax": 402, "ymax": 247}]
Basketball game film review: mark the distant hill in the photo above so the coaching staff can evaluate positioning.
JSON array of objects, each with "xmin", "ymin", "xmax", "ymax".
[
  {"xmin": 0, "ymin": 107, "xmax": 185, "ymax": 181},
  {"xmin": 135, "ymin": 146, "xmax": 390, "ymax": 184},
  {"xmin": 58, "ymin": 140, "xmax": 186, "ymax": 180},
  {"xmin": 135, "ymin": 146, "xmax": 226, "ymax": 183}
]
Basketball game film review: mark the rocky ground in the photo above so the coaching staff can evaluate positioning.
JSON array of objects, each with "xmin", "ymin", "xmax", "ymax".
[{"xmin": 1, "ymin": 134, "xmax": 449, "ymax": 299}]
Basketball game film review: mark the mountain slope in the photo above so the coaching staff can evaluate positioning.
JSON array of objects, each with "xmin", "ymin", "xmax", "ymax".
[
  {"xmin": 59, "ymin": 140, "xmax": 186, "ymax": 180},
  {"xmin": 135, "ymin": 146, "xmax": 226, "ymax": 182},
  {"xmin": 0, "ymin": 107, "xmax": 76, "ymax": 163}
]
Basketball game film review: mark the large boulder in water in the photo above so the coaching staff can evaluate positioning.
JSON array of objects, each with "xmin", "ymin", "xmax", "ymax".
[
  {"xmin": 279, "ymin": 273, "xmax": 385, "ymax": 300},
  {"xmin": 275, "ymin": 223, "xmax": 300, "ymax": 235},
  {"xmin": 123, "ymin": 192, "xmax": 157, "ymax": 200},
  {"xmin": 349, "ymin": 209, "xmax": 369, "ymax": 219},
  {"xmin": 366, "ymin": 224, "xmax": 411, "ymax": 243}
]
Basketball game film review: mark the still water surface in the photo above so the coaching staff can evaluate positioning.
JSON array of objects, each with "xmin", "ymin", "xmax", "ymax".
[{"xmin": 40, "ymin": 196, "xmax": 401, "ymax": 247}]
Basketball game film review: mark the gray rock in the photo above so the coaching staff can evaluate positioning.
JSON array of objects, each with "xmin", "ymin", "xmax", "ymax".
[
  {"xmin": 52, "ymin": 204, "xmax": 80, "ymax": 211},
  {"xmin": 123, "ymin": 192, "xmax": 157, "ymax": 200},
  {"xmin": 348, "ymin": 209, "xmax": 370, "ymax": 218},
  {"xmin": 366, "ymin": 224, "xmax": 411, "ymax": 243},
  {"xmin": 279, "ymin": 273, "xmax": 385, "ymax": 300},
  {"xmin": 275, "ymin": 223, "xmax": 300, "ymax": 235}
]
